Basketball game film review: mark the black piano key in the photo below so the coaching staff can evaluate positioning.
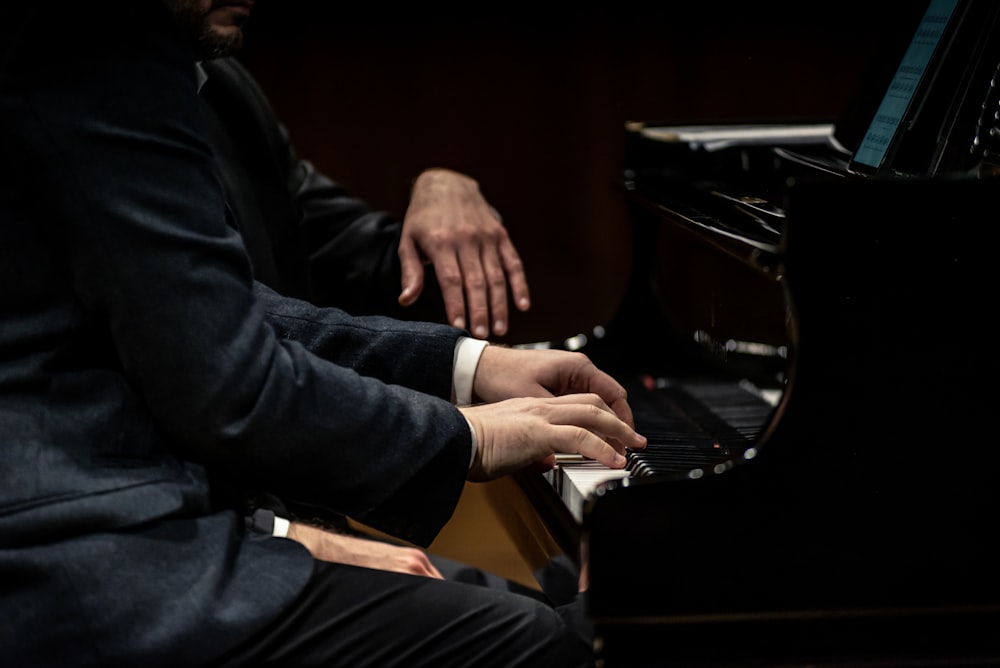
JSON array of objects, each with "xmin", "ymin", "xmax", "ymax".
[{"xmin": 619, "ymin": 376, "xmax": 776, "ymax": 477}]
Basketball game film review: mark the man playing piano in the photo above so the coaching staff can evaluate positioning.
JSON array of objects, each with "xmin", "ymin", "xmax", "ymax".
[
  {"xmin": 0, "ymin": 1, "xmax": 649, "ymax": 667},
  {"xmin": 187, "ymin": 0, "xmax": 578, "ymax": 600}
]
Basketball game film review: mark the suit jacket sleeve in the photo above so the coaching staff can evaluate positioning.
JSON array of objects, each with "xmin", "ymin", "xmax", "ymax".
[
  {"xmin": 21, "ymin": 22, "xmax": 468, "ymax": 545},
  {"xmin": 200, "ymin": 58, "xmax": 447, "ymax": 322}
]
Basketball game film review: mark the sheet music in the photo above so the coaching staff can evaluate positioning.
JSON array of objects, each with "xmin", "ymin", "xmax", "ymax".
[{"xmin": 636, "ymin": 123, "xmax": 835, "ymax": 152}]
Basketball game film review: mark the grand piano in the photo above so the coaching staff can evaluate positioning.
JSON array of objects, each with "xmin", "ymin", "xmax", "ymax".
[{"xmin": 514, "ymin": 1, "xmax": 1000, "ymax": 664}]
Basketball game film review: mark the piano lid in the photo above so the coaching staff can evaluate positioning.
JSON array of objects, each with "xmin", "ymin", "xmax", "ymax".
[{"xmin": 622, "ymin": 0, "xmax": 1000, "ymax": 242}]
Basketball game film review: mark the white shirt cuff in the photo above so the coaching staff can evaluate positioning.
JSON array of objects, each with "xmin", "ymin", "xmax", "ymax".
[
  {"xmin": 453, "ymin": 336, "xmax": 488, "ymax": 470},
  {"xmin": 452, "ymin": 336, "xmax": 488, "ymax": 406},
  {"xmin": 272, "ymin": 515, "xmax": 290, "ymax": 538},
  {"xmin": 463, "ymin": 415, "xmax": 478, "ymax": 471}
]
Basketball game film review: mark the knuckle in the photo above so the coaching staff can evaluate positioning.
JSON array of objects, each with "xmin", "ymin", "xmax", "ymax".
[
  {"xmin": 487, "ymin": 270, "xmax": 507, "ymax": 288},
  {"xmin": 571, "ymin": 427, "xmax": 594, "ymax": 452},
  {"xmin": 456, "ymin": 224, "xmax": 480, "ymax": 244},
  {"xmin": 437, "ymin": 268, "xmax": 463, "ymax": 288},
  {"xmin": 483, "ymin": 226, "xmax": 505, "ymax": 243},
  {"xmin": 425, "ymin": 228, "xmax": 454, "ymax": 250},
  {"xmin": 504, "ymin": 258, "xmax": 525, "ymax": 275},
  {"xmin": 464, "ymin": 273, "xmax": 486, "ymax": 291}
]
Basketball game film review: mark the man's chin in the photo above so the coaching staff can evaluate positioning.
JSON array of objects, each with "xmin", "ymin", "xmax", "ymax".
[{"xmin": 198, "ymin": 28, "xmax": 243, "ymax": 59}]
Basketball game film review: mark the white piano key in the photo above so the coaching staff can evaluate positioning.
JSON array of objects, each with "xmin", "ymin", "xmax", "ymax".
[{"xmin": 551, "ymin": 454, "xmax": 631, "ymax": 522}]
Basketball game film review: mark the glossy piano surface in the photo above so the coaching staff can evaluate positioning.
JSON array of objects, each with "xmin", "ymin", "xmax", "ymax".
[
  {"xmin": 512, "ymin": 170, "xmax": 1000, "ymax": 667},
  {"xmin": 575, "ymin": 176, "xmax": 1000, "ymax": 666},
  {"xmin": 512, "ymin": 2, "xmax": 1000, "ymax": 662}
]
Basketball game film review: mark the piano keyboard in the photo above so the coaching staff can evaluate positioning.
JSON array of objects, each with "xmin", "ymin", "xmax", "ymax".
[{"xmin": 545, "ymin": 376, "xmax": 780, "ymax": 522}]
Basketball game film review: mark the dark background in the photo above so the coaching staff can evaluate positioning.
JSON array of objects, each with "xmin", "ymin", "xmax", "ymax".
[{"xmin": 236, "ymin": 2, "xmax": 909, "ymax": 343}]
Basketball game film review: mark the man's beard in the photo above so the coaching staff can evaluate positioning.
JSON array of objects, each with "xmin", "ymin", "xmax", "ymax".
[
  {"xmin": 168, "ymin": 1, "xmax": 245, "ymax": 60},
  {"xmin": 196, "ymin": 23, "xmax": 243, "ymax": 59}
]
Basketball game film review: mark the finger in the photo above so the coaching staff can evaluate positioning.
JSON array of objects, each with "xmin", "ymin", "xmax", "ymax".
[
  {"xmin": 546, "ymin": 395, "xmax": 646, "ymax": 454},
  {"xmin": 607, "ymin": 393, "xmax": 636, "ymax": 432},
  {"xmin": 564, "ymin": 428, "xmax": 628, "ymax": 469},
  {"xmin": 457, "ymin": 246, "xmax": 490, "ymax": 339},
  {"xmin": 587, "ymin": 392, "xmax": 644, "ymax": 452},
  {"xmin": 521, "ymin": 454, "xmax": 557, "ymax": 475},
  {"xmin": 422, "ymin": 557, "xmax": 444, "ymax": 580},
  {"xmin": 579, "ymin": 371, "xmax": 636, "ymax": 429},
  {"xmin": 498, "ymin": 237, "xmax": 531, "ymax": 312},
  {"xmin": 543, "ymin": 352, "xmax": 634, "ymax": 427},
  {"xmin": 431, "ymin": 250, "xmax": 467, "ymax": 331},
  {"xmin": 397, "ymin": 235, "xmax": 426, "ymax": 307},
  {"xmin": 480, "ymin": 245, "xmax": 509, "ymax": 337},
  {"xmin": 400, "ymin": 552, "xmax": 443, "ymax": 579},
  {"xmin": 544, "ymin": 392, "xmax": 613, "ymax": 408}
]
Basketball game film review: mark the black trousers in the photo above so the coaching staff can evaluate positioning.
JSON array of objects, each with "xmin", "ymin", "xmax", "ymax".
[{"xmin": 208, "ymin": 553, "xmax": 594, "ymax": 668}]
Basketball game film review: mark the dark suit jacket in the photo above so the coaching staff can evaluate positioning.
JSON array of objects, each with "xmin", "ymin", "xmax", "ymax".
[
  {"xmin": 198, "ymin": 56, "xmax": 447, "ymax": 323},
  {"xmin": 0, "ymin": 4, "xmax": 470, "ymax": 666}
]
